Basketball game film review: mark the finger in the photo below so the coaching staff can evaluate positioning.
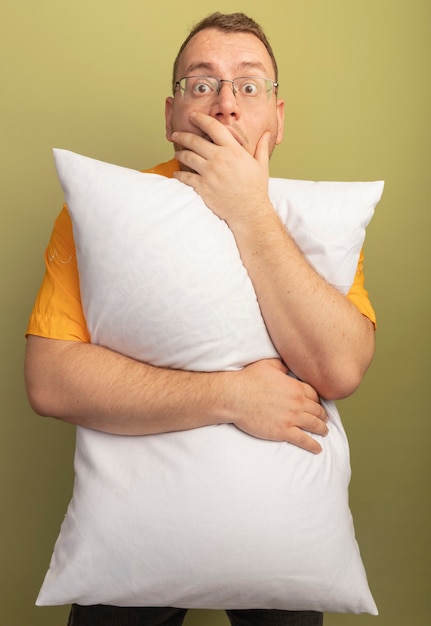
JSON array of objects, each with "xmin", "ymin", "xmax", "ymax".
[
  {"xmin": 173, "ymin": 168, "xmax": 199, "ymax": 190},
  {"xmin": 287, "ymin": 427, "xmax": 323, "ymax": 454},
  {"xmin": 174, "ymin": 146, "xmax": 207, "ymax": 174},
  {"xmin": 302, "ymin": 411, "xmax": 329, "ymax": 435},
  {"xmin": 254, "ymin": 131, "xmax": 271, "ymax": 168},
  {"xmin": 189, "ymin": 111, "xmax": 238, "ymax": 146},
  {"xmin": 301, "ymin": 380, "xmax": 322, "ymax": 403},
  {"xmin": 172, "ymin": 131, "xmax": 215, "ymax": 160},
  {"xmin": 304, "ymin": 398, "xmax": 328, "ymax": 423}
]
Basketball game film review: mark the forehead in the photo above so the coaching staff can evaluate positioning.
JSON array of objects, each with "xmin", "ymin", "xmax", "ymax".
[{"xmin": 177, "ymin": 28, "xmax": 275, "ymax": 79}]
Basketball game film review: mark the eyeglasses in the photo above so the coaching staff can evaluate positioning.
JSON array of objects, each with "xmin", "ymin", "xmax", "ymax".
[{"xmin": 174, "ymin": 76, "xmax": 279, "ymax": 102}]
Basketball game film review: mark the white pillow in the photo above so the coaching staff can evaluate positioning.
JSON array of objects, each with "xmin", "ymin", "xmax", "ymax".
[{"xmin": 36, "ymin": 149, "xmax": 383, "ymax": 614}]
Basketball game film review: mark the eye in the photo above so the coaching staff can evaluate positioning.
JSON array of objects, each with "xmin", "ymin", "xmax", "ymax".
[
  {"xmin": 238, "ymin": 80, "xmax": 259, "ymax": 96},
  {"xmin": 191, "ymin": 80, "xmax": 214, "ymax": 96}
]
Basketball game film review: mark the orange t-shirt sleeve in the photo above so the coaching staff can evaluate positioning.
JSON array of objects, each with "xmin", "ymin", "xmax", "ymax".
[
  {"xmin": 345, "ymin": 249, "xmax": 377, "ymax": 327},
  {"xmin": 26, "ymin": 205, "xmax": 90, "ymax": 342}
]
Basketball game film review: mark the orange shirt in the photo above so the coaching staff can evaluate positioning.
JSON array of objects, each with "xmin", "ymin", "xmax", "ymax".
[{"xmin": 26, "ymin": 159, "xmax": 376, "ymax": 341}]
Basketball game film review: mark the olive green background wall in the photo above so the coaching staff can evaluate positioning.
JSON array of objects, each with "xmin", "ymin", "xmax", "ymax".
[{"xmin": 1, "ymin": 1, "xmax": 429, "ymax": 624}]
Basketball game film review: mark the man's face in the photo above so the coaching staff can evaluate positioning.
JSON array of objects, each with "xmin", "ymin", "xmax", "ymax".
[{"xmin": 165, "ymin": 28, "xmax": 284, "ymax": 160}]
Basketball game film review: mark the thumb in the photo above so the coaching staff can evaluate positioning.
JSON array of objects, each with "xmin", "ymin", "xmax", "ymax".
[{"xmin": 254, "ymin": 131, "xmax": 271, "ymax": 169}]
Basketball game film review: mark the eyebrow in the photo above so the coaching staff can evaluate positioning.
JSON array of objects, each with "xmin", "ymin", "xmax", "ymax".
[{"xmin": 183, "ymin": 60, "xmax": 270, "ymax": 76}]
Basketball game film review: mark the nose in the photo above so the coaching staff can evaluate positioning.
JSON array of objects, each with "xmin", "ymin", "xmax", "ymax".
[
  {"xmin": 218, "ymin": 79, "xmax": 237, "ymax": 96},
  {"xmin": 211, "ymin": 81, "xmax": 240, "ymax": 120}
]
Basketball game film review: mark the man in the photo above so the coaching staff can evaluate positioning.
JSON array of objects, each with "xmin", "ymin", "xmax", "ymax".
[{"xmin": 25, "ymin": 12, "xmax": 376, "ymax": 626}]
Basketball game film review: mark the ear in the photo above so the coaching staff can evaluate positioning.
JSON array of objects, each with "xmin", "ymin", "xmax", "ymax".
[
  {"xmin": 165, "ymin": 97, "xmax": 174, "ymax": 142},
  {"xmin": 275, "ymin": 98, "xmax": 285, "ymax": 145}
]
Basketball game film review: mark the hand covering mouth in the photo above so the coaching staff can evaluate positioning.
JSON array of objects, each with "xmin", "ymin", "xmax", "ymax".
[{"xmin": 203, "ymin": 129, "xmax": 244, "ymax": 147}]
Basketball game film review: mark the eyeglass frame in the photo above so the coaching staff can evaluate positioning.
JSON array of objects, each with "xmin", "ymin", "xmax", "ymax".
[{"xmin": 174, "ymin": 76, "xmax": 279, "ymax": 101}]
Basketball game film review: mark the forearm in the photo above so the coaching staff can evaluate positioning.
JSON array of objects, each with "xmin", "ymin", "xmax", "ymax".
[
  {"xmin": 24, "ymin": 336, "xmax": 329, "ymax": 452},
  {"xmin": 230, "ymin": 206, "xmax": 375, "ymax": 399},
  {"xmin": 24, "ymin": 335, "xmax": 233, "ymax": 435},
  {"xmin": 172, "ymin": 115, "xmax": 375, "ymax": 399}
]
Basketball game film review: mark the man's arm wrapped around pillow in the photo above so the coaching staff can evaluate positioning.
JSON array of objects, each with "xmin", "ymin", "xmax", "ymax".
[{"xmin": 172, "ymin": 113, "xmax": 377, "ymax": 399}]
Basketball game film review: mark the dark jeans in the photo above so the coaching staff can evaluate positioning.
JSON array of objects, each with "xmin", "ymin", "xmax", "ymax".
[{"xmin": 67, "ymin": 605, "xmax": 323, "ymax": 626}]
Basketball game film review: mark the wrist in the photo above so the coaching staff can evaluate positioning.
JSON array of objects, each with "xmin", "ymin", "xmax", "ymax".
[{"xmin": 203, "ymin": 369, "xmax": 242, "ymax": 426}]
